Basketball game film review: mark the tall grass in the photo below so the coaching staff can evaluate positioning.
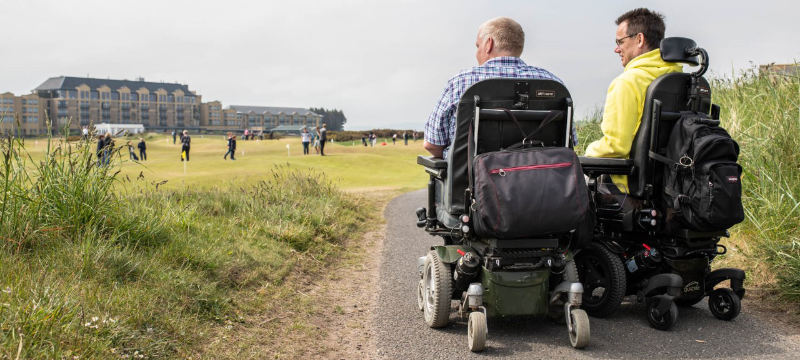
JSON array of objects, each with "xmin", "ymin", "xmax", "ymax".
[
  {"xmin": 0, "ymin": 127, "xmax": 369, "ymax": 358},
  {"xmin": 712, "ymin": 66, "xmax": 800, "ymax": 303}
]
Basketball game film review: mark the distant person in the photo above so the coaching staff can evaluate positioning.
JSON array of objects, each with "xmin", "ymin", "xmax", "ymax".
[
  {"xmin": 423, "ymin": 17, "xmax": 563, "ymax": 158},
  {"xmin": 403, "ymin": 131, "xmax": 409, "ymax": 145},
  {"xmin": 224, "ymin": 132, "xmax": 237, "ymax": 160},
  {"xmin": 312, "ymin": 129, "xmax": 320, "ymax": 154},
  {"xmin": 244, "ymin": 129, "xmax": 249, "ymax": 141},
  {"xmin": 413, "ymin": 131, "xmax": 417, "ymax": 142},
  {"xmin": 362, "ymin": 134, "xmax": 368, "ymax": 147},
  {"xmin": 368, "ymin": 132, "xmax": 374, "ymax": 147},
  {"xmin": 127, "ymin": 141, "xmax": 138, "ymax": 161},
  {"xmin": 392, "ymin": 133, "xmax": 397, "ymax": 145},
  {"xmin": 172, "ymin": 130, "xmax": 177, "ymax": 144},
  {"xmin": 82, "ymin": 126, "xmax": 89, "ymax": 140},
  {"xmin": 96, "ymin": 134, "xmax": 105, "ymax": 165},
  {"xmin": 301, "ymin": 127, "xmax": 312, "ymax": 155},
  {"xmin": 319, "ymin": 124, "xmax": 328, "ymax": 156},
  {"xmin": 102, "ymin": 133, "xmax": 114, "ymax": 166},
  {"xmin": 180, "ymin": 130, "xmax": 191, "ymax": 161},
  {"xmin": 259, "ymin": 130, "xmax": 264, "ymax": 140},
  {"xmin": 371, "ymin": 133, "xmax": 377, "ymax": 147},
  {"xmin": 138, "ymin": 137, "xmax": 147, "ymax": 161}
]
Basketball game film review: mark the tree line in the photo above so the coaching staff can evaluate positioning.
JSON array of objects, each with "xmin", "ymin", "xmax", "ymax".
[{"xmin": 309, "ymin": 108, "xmax": 347, "ymax": 131}]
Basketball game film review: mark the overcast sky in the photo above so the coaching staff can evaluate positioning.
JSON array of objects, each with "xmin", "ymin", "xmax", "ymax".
[{"xmin": 2, "ymin": 0, "xmax": 798, "ymax": 130}]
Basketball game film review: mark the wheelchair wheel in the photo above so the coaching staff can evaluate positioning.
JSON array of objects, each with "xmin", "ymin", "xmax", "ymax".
[
  {"xmin": 574, "ymin": 242, "xmax": 626, "ymax": 317},
  {"xmin": 422, "ymin": 250, "xmax": 452, "ymax": 328},
  {"xmin": 467, "ymin": 311, "xmax": 487, "ymax": 352},
  {"xmin": 568, "ymin": 309, "xmax": 590, "ymax": 349},
  {"xmin": 709, "ymin": 288, "xmax": 741, "ymax": 321},
  {"xmin": 416, "ymin": 279, "xmax": 424, "ymax": 311},
  {"xmin": 646, "ymin": 300, "xmax": 678, "ymax": 331}
]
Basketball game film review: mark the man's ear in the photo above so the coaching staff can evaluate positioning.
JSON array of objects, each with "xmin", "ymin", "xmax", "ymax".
[
  {"xmin": 636, "ymin": 33, "xmax": 646, "ymax": 49},
  {"xmin": 485, "ymin": 37, "xmax": 494, "ymax": 54}
]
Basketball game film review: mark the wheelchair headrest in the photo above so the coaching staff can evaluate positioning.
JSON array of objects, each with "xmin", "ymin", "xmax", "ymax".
[{"xmin": 660, "ymin": 37, "xmax": 700, "ymax": 66}]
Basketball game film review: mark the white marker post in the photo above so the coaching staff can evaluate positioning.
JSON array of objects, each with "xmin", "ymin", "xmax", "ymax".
[{"xmin": 286, "ymin": 144, "xmax": 290, "ymax": 156}]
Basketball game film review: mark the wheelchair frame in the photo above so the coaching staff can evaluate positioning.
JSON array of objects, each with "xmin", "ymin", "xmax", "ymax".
[
  {"xmin": 415, "ymin": 79, "xmax": 590, "ymax": 351},
  {"xmin": 577, "ymin": 38, "xmax": 746, "ymax": 330}
]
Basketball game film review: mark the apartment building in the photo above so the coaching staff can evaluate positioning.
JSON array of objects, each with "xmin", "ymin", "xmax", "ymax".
[{"xmin": 0, "ymin": 76, "xmax": 322, "ymax": 135}]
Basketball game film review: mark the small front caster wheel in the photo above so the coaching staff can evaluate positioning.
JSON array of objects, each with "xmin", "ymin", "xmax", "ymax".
[
  {"xmin": 569, "ymin": 309, "xmax": 590, "ymax": 349},
  {"xmin": 468, "ymin": 312, "xmax": 487, "ymax": 352},
  {"xmin": 709, "ymin": 288, "xmax": 741, "ymax": 321},
  {"xmin": 416, "ymin": 279, "xmax": 424, "ymax": 311},
  {"xmin": 646, "ymin": 299, "xmax": 678, "ymax": 331}
]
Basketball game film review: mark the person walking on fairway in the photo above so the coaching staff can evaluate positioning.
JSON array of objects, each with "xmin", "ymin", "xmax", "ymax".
[
  {"xmin": 224, "ymin": 132, "xmax": 237, "ymax": 160},
  {"xmin": 319, "ymin": 124, "xmax": 328, "ymax": 156},
  {"xmin": 180, "ymin": 130, "xmax": 191, "ymax": 161},
  {"xmin": 172, "ymin": 130, "xmax": 177, "ymax": 144},
  {"xmin": 392, "ymin": 133, "xmax": 397, "ymax": 145},
  {"xmin": 138, "ymin": 137, "xmax": 147, "ymax": 161},
  {"xmin": 301, "ymin": 127, "xmax": 312, "ymax": 155},
  {"xmin": 403, "ymin": 131, "xmax": 409, "ymax": 145},
  {"xmin": 312, "ymin": 129, "xmax": 320, "ymax": 154}
]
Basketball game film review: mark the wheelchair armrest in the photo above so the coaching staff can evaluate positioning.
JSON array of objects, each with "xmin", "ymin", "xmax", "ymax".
[
  {"xmin": 579, "ymin": 156, "xmax": 636, "ymax": 176},
  {"xmin": 417, "ymin": 155, "xmax": 448, "ymax": 178},
  {"xmin": 418, "ymin": 155, "xmax": 447, "ymax": 169}
]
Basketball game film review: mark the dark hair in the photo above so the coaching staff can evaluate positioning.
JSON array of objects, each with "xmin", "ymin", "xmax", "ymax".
[{"xmin": 616, "ymin": 8, "xmax": 665, "ymax": 51}]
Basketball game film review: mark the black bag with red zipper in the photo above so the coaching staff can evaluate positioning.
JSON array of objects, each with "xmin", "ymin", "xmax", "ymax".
[{"xmin": 470, "ymin": 110, "xmax": 590, "ymax": 239}]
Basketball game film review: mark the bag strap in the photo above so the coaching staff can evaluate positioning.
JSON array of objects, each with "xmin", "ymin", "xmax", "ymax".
[{"xmin": 500, "ymin": 109, "xmax": 563, "ymax": 148}]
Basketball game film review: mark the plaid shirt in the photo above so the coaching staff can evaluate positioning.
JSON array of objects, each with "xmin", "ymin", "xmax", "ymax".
[{"xmin": 424, "ymin": 57, "xmax": 566, "ymax": 157}]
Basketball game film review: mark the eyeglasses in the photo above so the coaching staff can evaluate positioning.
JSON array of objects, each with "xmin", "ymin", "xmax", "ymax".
[{"xmin": 615, "ymin": 34, "xmax": 637, "ymax": 47}]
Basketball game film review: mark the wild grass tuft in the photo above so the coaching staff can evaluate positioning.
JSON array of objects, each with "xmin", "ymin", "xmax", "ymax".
[
  {"xmin": 711, "ymin": 66, "xmax": 800, "ymax": 303},
  {"xmin": 0, "ymin": 126, "xmax": 369, "ymax": 358}
]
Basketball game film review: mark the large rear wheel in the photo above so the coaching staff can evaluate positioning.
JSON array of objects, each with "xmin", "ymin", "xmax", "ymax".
[
  {"xmin": 422, "ymin": 250, "xmax": 452, "ymax": 328},
  {"xmin": 574, "ymin": 242, "xmax": 626, "ymax": 317}
]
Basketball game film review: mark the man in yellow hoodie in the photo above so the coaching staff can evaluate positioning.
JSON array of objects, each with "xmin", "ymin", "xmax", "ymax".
[{"xmin": 586, "ymin": 8, "xmax": 682, "ymax": 194}]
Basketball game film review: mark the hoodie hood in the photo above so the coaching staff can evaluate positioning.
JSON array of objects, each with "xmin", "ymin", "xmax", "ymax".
[{"xmin": 624, "ymin": 48, "xmax": 683, "ymax": 78}]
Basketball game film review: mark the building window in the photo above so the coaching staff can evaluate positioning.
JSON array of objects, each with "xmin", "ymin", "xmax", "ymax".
[{"xmin": 131, "ymin": 93, "xmax": 138, "ymax": 101}]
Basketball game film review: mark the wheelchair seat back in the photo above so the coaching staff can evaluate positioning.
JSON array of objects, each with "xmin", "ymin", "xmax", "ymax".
[
  {"xmin": 439, "ymin": 79, "xmax": 574, "ymax": 221},
  {"xmin": 627, "ymin": 39, "xmax": 713, "ymax": 198}
]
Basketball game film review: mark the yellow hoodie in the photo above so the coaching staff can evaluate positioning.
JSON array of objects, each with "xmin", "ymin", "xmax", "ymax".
[{"xmin": 585, "ymin": 48, "xmax": 682, "ymax": 191}]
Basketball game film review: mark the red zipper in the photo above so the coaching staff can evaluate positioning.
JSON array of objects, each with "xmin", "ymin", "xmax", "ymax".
[{"xmin": 489, "ymin": 162, "xmax": 571, "ymax": 175}]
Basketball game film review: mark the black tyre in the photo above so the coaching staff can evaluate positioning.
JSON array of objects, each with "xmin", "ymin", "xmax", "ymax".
[
  {"xmin": 646, "ymin": 300, "xmax": 678, "ymax": 331},
  {"xmin": 422, "ymin": 250, "xmax": 452, "ymax": 328},
  {"xmin": 709, "ymin": 288, "xmax": 741, "ymax": 321},
  {"xmin": 467, "ymin": 312, "xmax": 487, "ymax": 352},
  {"xmin": 574, "ymin": 241, "xmax": 626, "ymax": 317},
  {"xmin": 675, "ymin": 295, "xmax": 705, "ymax": 307}
]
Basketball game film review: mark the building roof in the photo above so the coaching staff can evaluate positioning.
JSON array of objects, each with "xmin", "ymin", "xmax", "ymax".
[
  {"xmin": 34, "ymin": 76, "xmax": 197, "ymax": 96},
  {"xmin": 226, "ymin": 105, "xmax": 320, "ymax": 116}
]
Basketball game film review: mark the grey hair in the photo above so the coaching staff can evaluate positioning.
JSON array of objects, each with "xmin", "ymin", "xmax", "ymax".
[{"xmin": 478, "ymin": 17, "xmax": 525, "ymax": 56}]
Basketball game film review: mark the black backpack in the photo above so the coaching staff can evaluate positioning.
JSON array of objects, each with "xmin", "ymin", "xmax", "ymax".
[{"xmin": 650, "ymin": 112, "xmax": 744, "ymax": 232}]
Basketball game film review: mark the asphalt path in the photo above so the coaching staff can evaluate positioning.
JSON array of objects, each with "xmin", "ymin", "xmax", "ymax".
[{"xmin": 374, "ymin": 189, "xmax": 800, "ymax": 359}]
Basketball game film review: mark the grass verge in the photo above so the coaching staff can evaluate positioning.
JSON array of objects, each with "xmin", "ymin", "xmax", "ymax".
[{"xmin": 0, "ymin": 132, "xmax": 376, "ymax": 358}]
